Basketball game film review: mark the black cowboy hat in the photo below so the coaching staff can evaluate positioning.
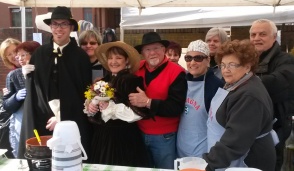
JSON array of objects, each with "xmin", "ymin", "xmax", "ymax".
[
  {"xmin": 134, "ymin": 32, "xmax": 169, "ymax": 53},
  {"xmin": 43, "ymin": 6, "xmax": 78, "ymax": 31}
]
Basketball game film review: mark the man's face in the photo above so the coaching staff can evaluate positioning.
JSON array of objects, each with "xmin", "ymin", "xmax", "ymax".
[
  {"xmin": 250, "ymin": 22, "xmax": 276, "ymax": 54},
  {"xmin": 206, "ymin": 35, "xmax": 221, "ymax": 57},
  {"xmin": 50, "ymin": 19, "xmax": 73, "ymax": 46},
  {"xmin": 141, "ymin": 43, "xmax": 165, "ymax": 69}
]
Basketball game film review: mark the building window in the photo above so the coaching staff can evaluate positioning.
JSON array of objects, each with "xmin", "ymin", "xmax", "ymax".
[
  {"xmin": 84, "ymin": 8, "xmax": 92, "ymax": 23},
  {"xmin": 10, "ymin": 8, "xmax": 32, "ymax": 27}
]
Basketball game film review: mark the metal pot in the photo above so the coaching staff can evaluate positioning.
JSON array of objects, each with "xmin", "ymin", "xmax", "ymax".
[{"xmin": 26, "ymin": 135, "xmax": 52, "ymax": 159}]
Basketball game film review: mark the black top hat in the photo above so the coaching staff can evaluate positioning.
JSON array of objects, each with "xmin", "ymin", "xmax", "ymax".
[
  {"xmin": 134, "ymin": 32, "xmax": 169, "ymax": 53},
  {"xmin": 43, "ymin": 6, "xmax": 78, "ymax": 31}
]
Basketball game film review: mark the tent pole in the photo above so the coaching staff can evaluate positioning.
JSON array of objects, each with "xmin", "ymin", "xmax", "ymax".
[
  {"xmin": 120, "ymin": 7, "xmax": 124, "ymax": 41},
  {"xmin": 21, "ymin": 6, "xmax": 26, "ymax": 42},
  {"xmin": 120, "ymin": 27, "xmax": 124, "ymax": 41}
]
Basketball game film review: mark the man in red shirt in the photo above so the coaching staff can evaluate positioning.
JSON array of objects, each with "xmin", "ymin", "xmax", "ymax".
[{"xmin": 129, "ymin": 32, "xmax": 187, "ymax": 169}]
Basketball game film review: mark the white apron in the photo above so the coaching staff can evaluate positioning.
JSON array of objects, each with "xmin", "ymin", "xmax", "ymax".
[
  {"xmin": 9, "ymin": 104, "xmax": 24, "ymax": 157},
  {"xmin": 177, "ymin": 77, "xmax": 208, "ymax": 157},
  {"xmin": 207, "ymin": 88, "xmax": 248, "ymax": 171}
]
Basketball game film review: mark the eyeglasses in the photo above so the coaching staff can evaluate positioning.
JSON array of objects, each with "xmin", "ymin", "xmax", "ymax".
[
  {"xmin": 50, "ymin": 22, "xmax": 71, "ymax": 29},
  {"xmin": 219, "ymin": 63, "xmax": 241, "ymax": 70},
  {"xmin": 142, "ymin": 46, "xmax": 164, "ymax": 54},
  {"xmin": 16, "ymin": 53, "xmax": 29, "ymax": 59},
  {"xmin": 184, "ymin": 55, "xmax": 208, "ymax": 62},
  {"xmin": 80, "ymin": 41, "xmax": 98, "ymax": 46}
]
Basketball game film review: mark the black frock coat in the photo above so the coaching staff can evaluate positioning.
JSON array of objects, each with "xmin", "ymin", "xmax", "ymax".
[{"xmin": 18, "ymin": 37, "xmax": 92, "ymax": 159}]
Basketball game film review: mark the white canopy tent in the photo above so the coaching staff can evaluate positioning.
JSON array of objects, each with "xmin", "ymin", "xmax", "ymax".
[
  {"xmin": 1, "ymin": 0, "xmax": 294, "ymax": 8},
  {"xmin": 120, "ymin": 6, "xmax": 294, "ymax": 29},
  {"xmin": 120, "ymin": 6, "xmax": 294, "ymax": 40}
]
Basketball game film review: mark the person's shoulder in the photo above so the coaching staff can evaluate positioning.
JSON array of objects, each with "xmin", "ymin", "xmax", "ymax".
[
  {"xmin": 245, "ymin": 76, "xmax": 272, "ymax": 102},
  {"xmin": 138, "ymin": 60, "xmax": 146, "ymax": 69},
  {"xmin": 32, "ymin": 43, "xmax": 51, "ymax": 55},
  {"xmin": 238, "ymin": 76, "xmax": 266, "ymax": 96},
  {"xmin": 119, "ymin": 71, "xmax": 142, "ymax": 81},
  {"xmin": 206, "ymin": 70, "xmax": 224, "ymax": 87},
  {"xmin": 273, "ymin": 50, "xmax": 294, "ymax": 64},
  {"xmin": 166, "ymin": 61, "xmax": 185, "ymax": 73},
  {"xmin": 76, "ymin": 47, "xmax": 89, "ymax": 57},
  {"xmin": 6, "ymin": 68, "xmax": 22, "ymax": 80},
  {"xmin": 6, "ymin": 70, "xmax": 15, "ymax": 78}
]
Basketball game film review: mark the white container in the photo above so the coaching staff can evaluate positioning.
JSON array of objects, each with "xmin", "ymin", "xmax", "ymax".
[
  {"xmin": 174, "ymin": 157, "xmax": 207, "ymax": 171},
  {"xmin": 47, "ymin": 121, "xmax": 87, "ymax": 171}
]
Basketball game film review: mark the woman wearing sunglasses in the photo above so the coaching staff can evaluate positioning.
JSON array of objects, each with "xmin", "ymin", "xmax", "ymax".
[
  {"xmin": 177, "ymin": 40, "xmax": 224, "ymax": 158},
  {"xmin": 79, "ymin": 30, "xmax": 107, "ymax": 81},
  {"xmin": 203, "ymin": 40, "xmax": 276, "ymax": 171}
]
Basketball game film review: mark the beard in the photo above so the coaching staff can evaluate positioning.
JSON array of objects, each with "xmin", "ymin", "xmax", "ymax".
[{"xmin": 148, "ymin": 58, "xmax": 160, "ymax": 67}]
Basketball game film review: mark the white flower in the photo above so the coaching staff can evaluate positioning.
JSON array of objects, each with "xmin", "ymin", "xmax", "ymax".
[
  {"xmin": 100, "ymin": 81, "xmax": 107, "ymax": 87},
  {"xmin": 94, "ymin": 84, "xmax": 101, "ymax": 91},
  {"xmin": 100, "ymin": 87, "xmax": 106, "ymax": 93}
]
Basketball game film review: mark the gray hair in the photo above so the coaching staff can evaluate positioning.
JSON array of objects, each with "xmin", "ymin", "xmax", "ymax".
[
  {"xmin": 250, "ymin": 19, "xmax": 277, "ymax": 36},
  {"xmin": 78, "ymin": 30, "xmax": 102, "ymax": 46},
  {"xmin": 205, "ymin": 27, "xmax": 228, "ymax": 43}
]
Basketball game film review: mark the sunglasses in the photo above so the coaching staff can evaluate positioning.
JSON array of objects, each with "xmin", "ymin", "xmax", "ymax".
[
  {"xmin": 80, "ymin": 41, "xmax": 98, "ymax": 46},
  {"xmin": 184, "ymin": 55, "xmax": 208, "ymax": 62}
]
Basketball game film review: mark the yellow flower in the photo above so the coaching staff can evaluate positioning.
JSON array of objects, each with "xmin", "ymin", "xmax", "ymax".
[
  {"xmin": 84, "ymin": 90, "xmax": 93, "ymax": 100},
  {"xmin": 106, "ymin": 90, "xmax": 114, "ymax": 98}
]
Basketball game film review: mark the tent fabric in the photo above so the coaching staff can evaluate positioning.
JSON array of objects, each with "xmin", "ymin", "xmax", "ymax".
[
  {"xmin": 120, "ymin": 6, "xmax": 294, "ymax": 29},
  {"xmin": 1, "ymin": 0, "xmax": 294, "ymax": 7}
]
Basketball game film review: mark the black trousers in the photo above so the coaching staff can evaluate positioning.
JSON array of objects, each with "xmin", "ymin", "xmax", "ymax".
[{"xmin": 275, "ymin": 119, "xmax": 293, "ymax": 171}]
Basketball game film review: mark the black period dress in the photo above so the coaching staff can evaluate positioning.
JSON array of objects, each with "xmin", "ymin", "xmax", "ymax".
[{"xmin": 89, "ymin": 69, "xmax": 150, "ymax": 167}]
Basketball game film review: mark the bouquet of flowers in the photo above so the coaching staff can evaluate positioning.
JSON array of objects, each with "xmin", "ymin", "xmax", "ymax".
[{"xmin": 83, "ymin": 80, "xmax": 115, "ymax": 116}]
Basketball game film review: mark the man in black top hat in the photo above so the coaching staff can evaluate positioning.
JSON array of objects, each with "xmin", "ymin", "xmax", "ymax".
[
  {"xmin": 18, "ymin": 6, "xmax": 92, "ymax": 160},
  {"xmin": 129, "ymin": 32, "xmax": 187, "ymax": 169}
]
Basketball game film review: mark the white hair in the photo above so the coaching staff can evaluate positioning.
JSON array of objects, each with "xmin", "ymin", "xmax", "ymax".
[{"xmin": 250, "ymin": 19, "xmax": 277, "ymax": 36}]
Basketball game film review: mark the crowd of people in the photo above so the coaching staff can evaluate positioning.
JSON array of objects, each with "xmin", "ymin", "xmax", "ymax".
[{"xmin": 1, "ymin": 6, "xmax": 294, "ymax": 171}]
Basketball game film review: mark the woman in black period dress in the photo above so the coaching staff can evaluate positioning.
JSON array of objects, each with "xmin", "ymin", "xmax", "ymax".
[{"xmin": 84, "ymin": 41, "xmax": 150, "ymax": 167}]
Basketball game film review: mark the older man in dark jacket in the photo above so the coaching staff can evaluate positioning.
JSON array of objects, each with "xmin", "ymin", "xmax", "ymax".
[{"xmin": 250, "ymin": 19, "xmax": 294, "ymax": 171}]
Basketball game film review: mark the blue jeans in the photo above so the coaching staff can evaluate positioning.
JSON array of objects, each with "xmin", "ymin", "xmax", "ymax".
[{"xmin": 142, "ymin": 132, "xmax": 177, "ymax": 169}]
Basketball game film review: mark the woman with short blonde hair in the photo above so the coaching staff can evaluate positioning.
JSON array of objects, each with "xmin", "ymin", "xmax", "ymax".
[{"xmin": 0, "ymin": 38, "xmax": 21, "ymax": 69}]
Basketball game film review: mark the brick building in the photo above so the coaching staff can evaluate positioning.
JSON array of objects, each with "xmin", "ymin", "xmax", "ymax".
[{"xmin": 1, "ymin": 2, "xmax": 294, "ymax": 92}]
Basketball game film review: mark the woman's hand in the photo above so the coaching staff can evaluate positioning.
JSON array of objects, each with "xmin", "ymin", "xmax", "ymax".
[
  {"xmin": 98, "ymin": 101, "xmax": 109, "ymax": 111},
  {"xmin": 88, "ymin": 101, "xmax": 99, "ymax": 114},
  {"xmin": 46, "ymin": 117, "xmax": 58, "ymax": 131}
]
